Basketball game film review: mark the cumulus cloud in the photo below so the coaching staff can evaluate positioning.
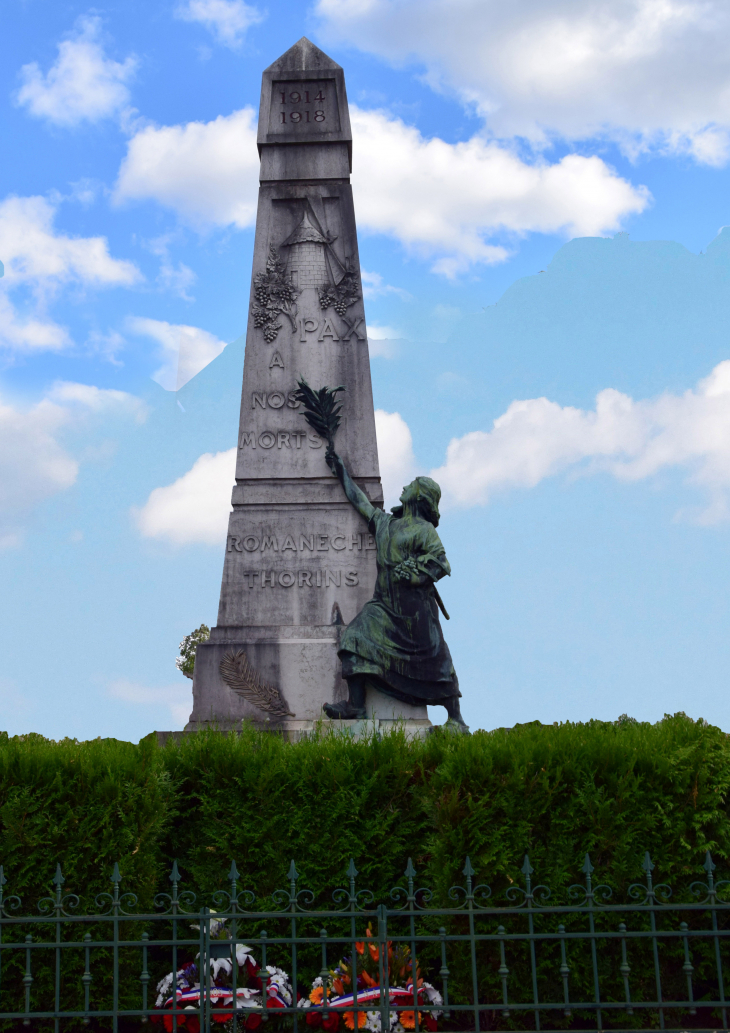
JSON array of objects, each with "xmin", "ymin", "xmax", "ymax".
[
  {"xmin": 351, "ymin": 107, "xmax": 649, "ymax": 273},
  {"xmin": 430, "ymin": 359, "xmax": 730, "ymax": 523},
  {"xmin": 113, "ymin": 109, "xmax": 259, "ymax": 230},
  {"xmin": 0, "ymin": 382, "xmax": 144, "ymax": 545},
  {"xmin": 113, "ymin": 105, "xmax": 646, "ymax": 271},
  {"xmin": 175, "ymin": 0, "xmax": 263, "ymax": 48},
  {"xmin": 361, "ymin": 269, "xmax": 411, "ymax": 300},
  {"xmin": 0, "ymin": 194, "xmax": 140, "ymax": 352},
  {"xmin": 375, "ymin": 409, "xmax": 417, "ymax": 507},
  {"xmin": 0, "ymin": 292, "xmax": 69, "ymax": 352},
  {"xmin": 0, "ymin": 195, "xmax": 139, "ymax": 288},
  {"xmin": 16, "ymin": 16, "xmax": 136, "ymax": 127},
  {"xmin": 108, "ymin": 679, "xmax": 192, "ymax": 727},
  {"xmin": 127, "ymin": 317, "xmax": 227, "ymax": 390},
  {"xmin": 134, "ymin": 448, "xmax": 236, "ymax": 545},
  {"xmin": 316, "ymin": 0, "xmax": 730, "ymax": 166}
]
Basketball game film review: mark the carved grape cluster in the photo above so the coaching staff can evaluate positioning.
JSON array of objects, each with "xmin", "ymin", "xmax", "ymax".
[
  {"xmin": 317, "ymin": 266, "xmax": 361, "ymax": 317},
  {"xmin": 251, "ymin": 245, "xmax": 299, "ymax": 343}
]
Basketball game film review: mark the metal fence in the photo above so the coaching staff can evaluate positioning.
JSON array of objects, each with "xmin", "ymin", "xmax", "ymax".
[{"xmin": 1, "ymin": 851, "xmax": 730, "ymax": 1032}]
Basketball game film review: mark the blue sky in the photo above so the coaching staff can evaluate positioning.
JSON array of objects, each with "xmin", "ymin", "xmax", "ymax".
[{"xmin": 3, "ymin": 0, "xmax": 730, "ymax": 739}]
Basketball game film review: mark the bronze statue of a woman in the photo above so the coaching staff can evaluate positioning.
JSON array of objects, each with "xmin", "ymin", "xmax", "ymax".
[{"xmin": 323, "ymin": 450, "xmax": 469, "ymax": 731}]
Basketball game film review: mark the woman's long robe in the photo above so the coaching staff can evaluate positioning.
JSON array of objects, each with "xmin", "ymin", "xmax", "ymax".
[{"xmin": 338, "ymin": 508, "xmax": 460, "ymax": 706}]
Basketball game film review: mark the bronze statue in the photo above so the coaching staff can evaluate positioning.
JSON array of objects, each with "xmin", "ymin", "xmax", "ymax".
[{"xmin": 323, "ymin": 449, "xmax": 469, "ymax": 731}]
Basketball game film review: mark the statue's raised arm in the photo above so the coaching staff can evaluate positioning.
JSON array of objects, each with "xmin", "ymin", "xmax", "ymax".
[{"xmin": 325, "ymin": 449, "xmax": 375, "ymax": 522}]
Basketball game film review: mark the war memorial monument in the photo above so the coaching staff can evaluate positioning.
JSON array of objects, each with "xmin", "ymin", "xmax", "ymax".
[{"xmin": 185, "ymin": 38, "xmax": 467, "ymax": 738}]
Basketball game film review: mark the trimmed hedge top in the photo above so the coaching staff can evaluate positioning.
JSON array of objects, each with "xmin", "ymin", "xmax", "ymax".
[{"xmin": 1, "ymin": 714, "xmax": 728, "ymax": 905}]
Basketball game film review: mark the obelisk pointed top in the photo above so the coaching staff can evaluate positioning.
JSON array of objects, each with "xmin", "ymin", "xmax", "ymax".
[
  {"xmin": 258, "ymin": 36, "xmax": 352, "ymax": 169},
  {"xmin": 265, "ymin": 37, "xmax": 342, "ymax": 74}
]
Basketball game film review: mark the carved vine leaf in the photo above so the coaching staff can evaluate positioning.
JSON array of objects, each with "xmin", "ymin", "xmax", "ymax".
[
  {"xmin": 317, "ymin": 263, "xmax": 361, "ymax": 317},
  {"xmin": 219, "ymin": 649, "xmax": 295, "ymax": 718},
  {"xmin": 252, "ymin": 245, "xmax": 299, "ymax": 343}
]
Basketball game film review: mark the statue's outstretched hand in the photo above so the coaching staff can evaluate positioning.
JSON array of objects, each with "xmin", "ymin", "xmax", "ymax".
[{"xmin": 325, "ymin": 448, "xmax": 344, "ymax": 478}]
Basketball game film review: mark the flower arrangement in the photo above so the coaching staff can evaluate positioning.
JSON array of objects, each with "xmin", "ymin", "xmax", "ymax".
[
  {"xmin": 297, "ymin": 927, "xmax": 442, "ymax": 1033},
  {"xmin": 152, "ymin": 915, "xmax": 292, "ymax": 1032}
]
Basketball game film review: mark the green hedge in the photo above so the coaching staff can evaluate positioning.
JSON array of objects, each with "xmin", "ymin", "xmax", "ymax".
[
  {"xmin": 1, "ymin": 713, "xmax": 729, "ymax": 902},
  {"xmin": 1, "ymin": 714, "xmax": 730, "ymax": 1030}
]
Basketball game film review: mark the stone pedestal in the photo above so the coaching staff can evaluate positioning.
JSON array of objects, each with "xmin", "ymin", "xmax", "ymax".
[{"xmin": 183, "ymin": 38, "xmax": 431, "ymax": 737}]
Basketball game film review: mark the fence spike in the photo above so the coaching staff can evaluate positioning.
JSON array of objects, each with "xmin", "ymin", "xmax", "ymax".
[
  {"xmin": 287, "ymin": 860, "xmax": 299, "ymax": 882},
  {"xmin": 346, "ymin": 858, "xmax": 358, "ymax": 880},
  {"xmin": 521, "ymin": 854, "xmax": 534, "ymax": 877},
  {"xmin": 463, "ymin": 856, "xmax": 475, "ymax": 878},
  {"xmin": 704, "ymin": 850, "xmax": 716, "ymax": 874},
  {"xmin": 0, "ymin": 866, "xmax": 6, "ymax": 887},
  {"xmin": 642, "ymin": 851, "xmax": 654, "ymax": 874},
  {"xmin": 582, "ymin": 854, "xmax": 594, "ymax": 875},
  {"xmin": 53, "ymin": 863, "xmax": 65, "ymax": 888},
  {"xmin": 111, "ymin": 862, "xmax": 121, "ymax": 885},
  {"xmin": 228, "ymin": 860, "xmax": 240, "ymax": 883},
  {"xmin": 169, "ymin": 860, "xmax": 180, "ymax": 884},
  {"xmin": 404, "ymin": 858, "xmax": 417, "ymax": 879}
]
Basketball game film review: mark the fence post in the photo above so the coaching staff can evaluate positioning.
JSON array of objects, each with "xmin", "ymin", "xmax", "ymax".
[{"xmin": 377, "ymin": 904, "xmax": 390, "ymax": 1033}]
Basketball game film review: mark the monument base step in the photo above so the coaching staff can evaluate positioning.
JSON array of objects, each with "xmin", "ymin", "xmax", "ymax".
[{"xmin": 156, "ymin": 716, "xmax": 433, "ymax": 745}]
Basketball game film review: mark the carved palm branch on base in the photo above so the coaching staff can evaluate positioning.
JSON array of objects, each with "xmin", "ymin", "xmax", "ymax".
[
  {"xmin": 294, "ymin": 379, "xmax": 344, "ymax": 452},
  {"xmin": 219, "ymin": 650, "xmax": 295, "ymax": 718}
]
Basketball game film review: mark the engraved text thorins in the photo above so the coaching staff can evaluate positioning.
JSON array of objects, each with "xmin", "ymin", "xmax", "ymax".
[{"xmin": 187, "ymin": 38, "xmax": 394, "ymax": 732}]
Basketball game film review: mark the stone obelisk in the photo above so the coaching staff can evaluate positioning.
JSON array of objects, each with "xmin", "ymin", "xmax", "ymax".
[{"xmin": 186, "ymin": 38, "xmax": 430, "ymax": 735}]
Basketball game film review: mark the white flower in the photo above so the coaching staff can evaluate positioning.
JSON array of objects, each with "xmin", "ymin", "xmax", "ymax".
[
  {"xmin": 211, "ymin": 956, "xmax": 232, "ymax": 980},
  {"xmin": 421, "ymin": 981, "xmax": 443, "ymax": 1019}
]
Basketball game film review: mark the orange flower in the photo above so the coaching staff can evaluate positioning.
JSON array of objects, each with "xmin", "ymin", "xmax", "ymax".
[
  {"xmin": 310, "ymin": 987, "xmax": 328, "ymax": 1005},
  {"xmin": 343, "ymin": 1012, "xmax": 367, "ymax": 1029},
  {"xmin": 355, "ymin": 942, "xmax": 365, "ymax": 955},
  {"xmin": 398, "ymin": 1012, "xmax": 422, "ymax": 1029},
  {"xmin": 333, "ymin": 978, "xmax": 345, "ymax": 995},
  {"xmin": 361, "ymin": 971, "xmax": 377, "ymax": 988}
]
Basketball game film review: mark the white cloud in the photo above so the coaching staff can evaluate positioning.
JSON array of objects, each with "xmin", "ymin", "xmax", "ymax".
[
  {"xmin": 16, "ymin": 16, "xmax": 136, "ymax": 127},
  {"xmin": 113, "ymin": 109, "xmax": 259, "ymax": 230},
  {"xmin": 375, "ymin": 409, "xmax": 417, "ymax": 507},
  {"xmin": 0, "ymin": 292, "xmax": 69, "ymax": 352},
  {"xmin": 47, "ymin": 380, "xmax": 147, "ymax": 420},
  {"xmin": 146, "ymin": 234, "xmax": 197, "ymax": 300},
  {"xmin": 108, "ymin": 679, "xmax": 192, "ymax": 727},
  {"xmin": 112, "ymin": 104, "xmax": 647, "ymax": 272},
  {"xmin": 430, "ymin": 359, "xmax": 730, "ymax": 523},
  {"xmin": 134, "ymin": 448, "xmax": 236, "ymax": 545},
  {"xmin": 0, "ymin": 382, "xmax": 143, "ymax": 544},
  {"xmin": 175, "ymin": 0, "xmax": 263, "ymax": 48},
  {"xmin": 361, "ymin": 269, "xmax": 411, "ymax": 300},
  {"xmin": 0, "ymin": 194, "xmax": 141, "ymax": 352},
  {"xmin": 0, "ymin": 195, "xmax": 140, "ymax": 288},
  {"xmin": 317, "ymin": 0, "xmax": 730, "ymax": 167},
  {"xmin": 351, "ymin": 107, "xmax": 650, "ymax": 273},
  {"xmin": 367, "ymin": 324, "xmax": 400, "ymax": 339},
  {"xmin": 127, "ymin": 317, "xmax": 227, "ymax": 390}
]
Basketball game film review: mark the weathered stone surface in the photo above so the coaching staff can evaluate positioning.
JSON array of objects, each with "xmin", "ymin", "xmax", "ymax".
[{"xmin": 186, "ymin": 38, "xmax": 429, "ymax": 732}]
